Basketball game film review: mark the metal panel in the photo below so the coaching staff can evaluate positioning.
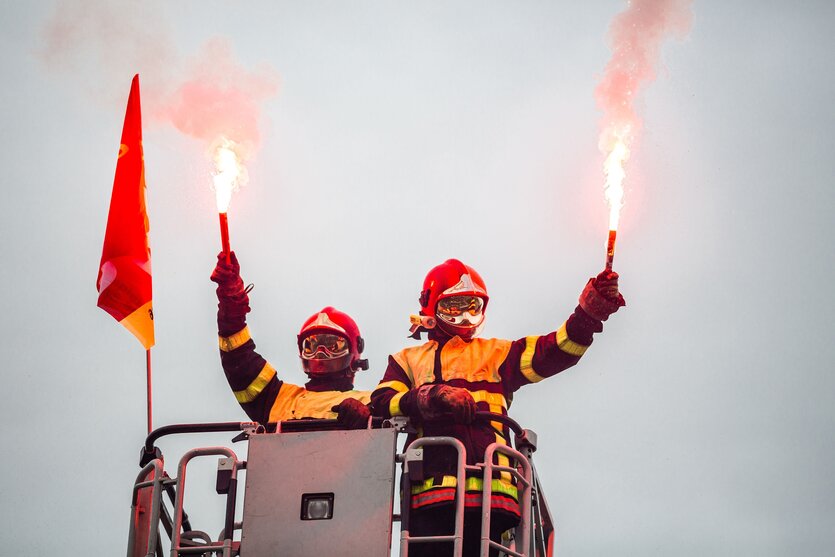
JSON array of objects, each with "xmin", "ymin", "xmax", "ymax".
[{"xmin": 240, "ymin": 428, "xmax": 397, "ymax": 557}]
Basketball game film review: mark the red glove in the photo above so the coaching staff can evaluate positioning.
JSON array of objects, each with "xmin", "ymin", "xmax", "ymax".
[
  {"xmin": 211, "ymin": 251, "xmax": 245, "ymax": 296},
  {"xmin": 579, "ymin": 270, "xmax": 626, "ymax": 321},
  {"xmin": 210, "ymin": 251, "xmax": 251, "ymax": 335},
  {"xmin": 415, "ymin": 384, "xmax": 477, "ymax": 424},
  {"xmin": 331, "ymin": 398, "xmax": 371, "ymax": 429}
]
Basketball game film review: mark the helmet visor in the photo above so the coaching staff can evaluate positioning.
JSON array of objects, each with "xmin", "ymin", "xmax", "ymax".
[
  {"xmin": 436, "ymin": 295, "xmax": 484, "ymax": 326},
  {"xmin": 301, "ymin": 333, "xmax": 350, "ymax": 360}
]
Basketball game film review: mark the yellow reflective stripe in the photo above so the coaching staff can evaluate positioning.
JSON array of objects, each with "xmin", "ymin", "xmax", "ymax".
[
  {"xmin": 494, "ymin": 430, "xmax": 512, "ymax": 482},
  {"xmin": 486, "ymin": 400, "xmax": 508, "ymax": 461},
  {"xmin": 470, "ymin": 390, "xmax": 508, "ymax": 409},
  {"xmin": 374, "ymin": 380, "xmax": 410, "ymax": 416},
  {"xmin": 411, "ymin": 476, "xmax": 518, "ymax": 500},
  {"xmin": 219, "ymin": 326, "xmax": 251, "ymax": 352},
  {"xmin": 471, "ymin": 477, "xmax": 517, "ymax": 499},
  {"xmin": 556, "ymin": 322, "xmax": 589, "ymax": 357},
  {"xmin": 487, "ymin": 402, "xmax": 512, "ymax": 482},
  {"xmin": 412, "ymin": 475, "xmax": 458, "ymax": 493},
  {"xmin": 376, "ymin": 380, "xmax": 410, "ymax": 393},
  {"xmin": 390, "ymin": 392, "xmax": 406, "ymax": 416},
  {"xmin": 233, "ymin": 362, "xmax": 276, "ymax": 403},
  {"xmin": 519, "ymin": 335, "xmax": 545, "ymax": 383}
]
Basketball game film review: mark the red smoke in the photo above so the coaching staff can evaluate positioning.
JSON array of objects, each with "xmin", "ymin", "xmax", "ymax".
[
  {"xmin": 161, "ymin": 38, "xmax": 278, "ymax": 160},
  {"xmin": 595, "ymin": 0, "xmax": 693, "ymax": 230},
  {"xmin": 596, "ymin": 0, "xmax": 692, "ymax": 148}
]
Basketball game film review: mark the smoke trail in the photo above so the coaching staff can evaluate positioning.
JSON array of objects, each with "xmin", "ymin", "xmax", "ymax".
[
  {"xmin": 161, "ymin": 38, "xmax": 279, "ymax": 162},
  {"xmin": 38, "ymin": 0, "xmax": 278, "ymax": 158},
  {"xmin": 595, "ymin": 0, "xmax": 693, "ymax": 229},
  {"xmin": 37, "ymin": 0, "xmax": 177, "ymax": 108}
]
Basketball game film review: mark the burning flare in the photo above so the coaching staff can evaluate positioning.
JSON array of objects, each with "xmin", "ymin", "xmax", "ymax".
[
  {"xmin": 602, "ymin": 134, "xmax": 629, "ymax": 231},
  {"xmin": 211, "ymin": 136, "xmax": 248, "ymax": 213},
  {"xmin": 210, "ymin": 136, "xmax": 250, "ymax": 263},
  {"xmin": 602, "ymin": 132, "xmax": 628, "ymax": 271}
]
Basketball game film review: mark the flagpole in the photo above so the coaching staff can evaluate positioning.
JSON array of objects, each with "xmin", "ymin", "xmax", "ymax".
[{"xmin": 146, "ymin": 348, "xmax": 153, "ymax": 434}]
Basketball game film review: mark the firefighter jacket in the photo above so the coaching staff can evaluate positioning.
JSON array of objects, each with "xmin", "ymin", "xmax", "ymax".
[
  {"xmin": 370, "ymin": 305, "xmax": 605, "ymax": 517},
  {"xmin": 219, "ymin": 325, "xmax": 371, "ymax": 424}
]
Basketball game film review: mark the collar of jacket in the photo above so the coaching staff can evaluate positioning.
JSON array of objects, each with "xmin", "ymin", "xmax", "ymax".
[{"xmin": 304, "ymin": 374, "xmax": 355, "ymax": 392}]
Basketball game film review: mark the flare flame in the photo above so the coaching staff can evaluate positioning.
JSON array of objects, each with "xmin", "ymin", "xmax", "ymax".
[
  {"xmin": 603, "ymin": 135, "xmax": 629, "ymax": 231},
  {"xmin": 211, "ymin": 136, "xmax": 248, "ymax": 213}
]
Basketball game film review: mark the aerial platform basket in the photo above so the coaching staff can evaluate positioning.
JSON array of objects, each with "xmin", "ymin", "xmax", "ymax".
[{"xmin": 128, "ymin": 413, "xmax": 554, "ymax": 557}]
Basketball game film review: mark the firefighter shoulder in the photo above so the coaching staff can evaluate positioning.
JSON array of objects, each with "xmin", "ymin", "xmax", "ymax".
[
  {"xmin": 211, "ymin": 251, "xmax": 371, "ymax": 428},
  {"xmin": 370, "ymin": 258, "xmax": 625, "ymax": 548}
]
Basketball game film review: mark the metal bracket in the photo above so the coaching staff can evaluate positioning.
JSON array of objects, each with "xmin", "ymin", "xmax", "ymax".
[
  {"xmin": 231, "ymin": 421, "xmax": 263, "ymax": 443},
  {"xmin": 384, "ymin": 416, "xmax": 416, "ymax": 434},
  {"xmin": 403, "ymin": 446, "xmax": 424, "ymax": 482},
  {"xmin": 216, "ymin": 457, "xmax": 235, "ymax": 494},
  {"xmin": 516, "ymin": 428, "xmax": 538, "ymax": 455},
  {"xmin": 139, "ymin": 445, "xmax": 163, "ymax": 467}
]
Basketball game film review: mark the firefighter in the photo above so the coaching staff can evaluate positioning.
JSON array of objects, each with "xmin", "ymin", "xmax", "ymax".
[
  {"xmin": 211, "ymin": 251, "xmax": 371, "ymax": 428},
  {"xmin": 371, "ymin": 259, "xmax": 625, "ymax": 556}
]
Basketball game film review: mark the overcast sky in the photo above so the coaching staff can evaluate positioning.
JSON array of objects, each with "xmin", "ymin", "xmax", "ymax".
[{"xmin": 2, "ymin": 1, "xmax": 834, "ymax": 555}]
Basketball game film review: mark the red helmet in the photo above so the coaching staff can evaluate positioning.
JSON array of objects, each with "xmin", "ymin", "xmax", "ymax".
[
  {"xmin": 416, "ymin": 259, "xmax": 489, "ymax": 339},
  {"xmin": 297, "ymin": 307, "xmax": 368, "ymax": 376}
]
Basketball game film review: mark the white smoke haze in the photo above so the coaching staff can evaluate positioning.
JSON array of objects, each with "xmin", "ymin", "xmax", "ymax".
[
  {"xmin": 37, "ymin": 0, "xmax": 177, "ymax": 108},
  {"xmin": 38, "ymin": 0, "xmax": 278, "ymax": 156}
]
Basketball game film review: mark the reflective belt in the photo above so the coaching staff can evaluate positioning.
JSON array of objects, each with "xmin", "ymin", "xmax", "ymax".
[{"xmin": 411, "ymin": 475, "xmax": 518, "ymax": 501}]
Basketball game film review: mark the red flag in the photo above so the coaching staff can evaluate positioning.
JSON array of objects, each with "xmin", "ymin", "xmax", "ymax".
[{"xmin": 96, "ymin": 74, "xmax": 155, "ymax": 349}]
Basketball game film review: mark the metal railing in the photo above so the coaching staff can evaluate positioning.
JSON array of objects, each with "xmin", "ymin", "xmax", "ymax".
[
  {"xmin": 397, "ymin": 411, "xmax": 535, "ymax": 557},
  {"xmin": 169, "ymin": 447, "xmax": 241, "ymax": 557},
  {"xmin": 127, "ymin": 458, "xmax": 165, "ymax": 557},
  {"xmin": 128, "ymin": 413, "xmax": 551, "ymax": 557}
]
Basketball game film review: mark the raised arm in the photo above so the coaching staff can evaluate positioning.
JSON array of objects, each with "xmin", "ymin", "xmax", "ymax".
[
  {"xmin": 211, "ymin": 251, "xmax": 281, "ymax": 423},
  {"xmin": 500, "ymin": 270, "xmax": 625, "ymax": 392}
]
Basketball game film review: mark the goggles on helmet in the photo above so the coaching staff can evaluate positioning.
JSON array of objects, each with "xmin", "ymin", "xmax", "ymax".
[
  {"xmin": 436, "ymin": 295, "xmax": 485, "ymax": 327},
  {"xmin": 300, "ymin": 333, "xmax": 350, "ymax": 360}
]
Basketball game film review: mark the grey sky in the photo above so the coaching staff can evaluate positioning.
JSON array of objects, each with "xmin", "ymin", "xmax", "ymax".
[{"xmin": 2, "ymin": 1, "xmax": 834, "ymax": 555}]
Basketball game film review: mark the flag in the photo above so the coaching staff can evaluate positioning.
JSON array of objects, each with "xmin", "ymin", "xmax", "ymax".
[{"xmin": 96, "ymin": 74, "xmax": 155, "ymax": 349}]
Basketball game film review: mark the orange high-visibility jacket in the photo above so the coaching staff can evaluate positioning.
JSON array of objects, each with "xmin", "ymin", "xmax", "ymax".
[
  {"xmin": 218, "ymin": 325, "xmax": 371, "ymax": 424},
  {"xmin": 371, "ymin": 304, "xmax": 604, "ymax": 517}
]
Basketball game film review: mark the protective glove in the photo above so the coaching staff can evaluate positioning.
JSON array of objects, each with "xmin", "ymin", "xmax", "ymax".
[
  {"xmin": 211, "ymin": 251, "xmax": 245, "ymax": 297},
  {"xmin": 414, "ymin": 384, "xmax": 477, "ymax": 424},
  {"xmin": 579, "ymin": 270, "xmax": 626, "ymax": 322},
  {"xmin": 210, "ymin": 251, "xmax": 251, "ymax": 335},
  {"xmin": 331, "ymin": 398, "xmax": 371, "ymax": 430}
]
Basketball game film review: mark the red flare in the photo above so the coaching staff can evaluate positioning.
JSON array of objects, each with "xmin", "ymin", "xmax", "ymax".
[
  {"xmin": 605, "ymin": 229, "xmax": 617, "ymax": 272},
  {"xmin": 219, "ymin": 212, "xmax": 231, "ymax": 264}
]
